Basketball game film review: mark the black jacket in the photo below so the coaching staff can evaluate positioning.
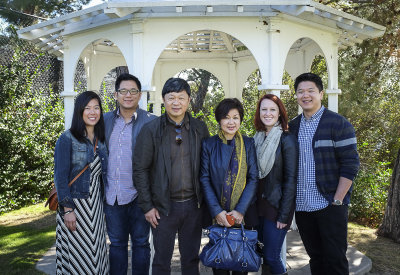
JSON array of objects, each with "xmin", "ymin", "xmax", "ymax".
[
  {"xmin": 258, "ymin": 132, "xmax": 298, "ymax": 223},
  {"xmin": 200, "ymin": 135, "xmax": 258, "ymax": 222},
  {"xmin": 133, "ymin": 113, "xmax": 209, "ymax": 216}
]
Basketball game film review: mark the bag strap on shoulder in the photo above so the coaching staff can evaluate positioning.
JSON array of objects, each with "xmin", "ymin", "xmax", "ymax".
[{"xmin": 67, "ymin": 138, "xmax": 98, "ymax": 187}]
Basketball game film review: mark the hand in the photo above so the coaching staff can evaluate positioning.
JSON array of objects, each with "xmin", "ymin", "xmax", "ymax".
[
  {"xmin": 145, "ymin": 208, "xmax": 160, "ymax": 228},
  {"xmin": 215, "ymin": 211, "xmax": 232, "ymax": 227},
  {"xmin": 63, "ymin": 207, "xmax": 77, "ymax": 231},
  {"xmin": 227, "ymin": 210, "xmax": 244, "ymax": 224},
  {"xmin": 277, "ymin": 221, "xmax": 287, "ymax": 229}
]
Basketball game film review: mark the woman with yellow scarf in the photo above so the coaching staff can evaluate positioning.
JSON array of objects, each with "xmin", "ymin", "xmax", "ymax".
[{"xmin": 200, "ymin": 98, "xmax": 259, "ymax": 275}]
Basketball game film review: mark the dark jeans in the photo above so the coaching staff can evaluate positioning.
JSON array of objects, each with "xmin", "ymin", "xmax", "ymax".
[
  {"xmin": 296, "ymin": 205, "xmax": 349, "ymax": 275},
  {"xmin": 257, "ymin": 218, "xmax": 288, "ymax": 274},
  {"xmin": 152, "ymin": 198, "xmax": 202, "ymax": 275},
  {"xmin": 104, "ymin": 199, "xmax": 151, "ymax": 275}
]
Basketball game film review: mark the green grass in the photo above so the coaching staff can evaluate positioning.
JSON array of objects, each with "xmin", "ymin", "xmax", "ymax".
[{"xmin": 0, "ymin": 203, "xmax": 56, "ymax": 275}]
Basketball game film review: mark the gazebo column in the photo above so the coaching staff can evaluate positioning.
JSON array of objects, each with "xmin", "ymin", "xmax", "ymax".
[
  {"xmin": 82, "ymin": 49, "xmax": 97, "ymax": 91},
  {"xmin": 326, "ymin": 41, "xmax": 341, "ymax": 113},
  {"xmin": 86, "ymin": 51, "xmax": 105, "ymax": 93},
  {"xmin": 258, "ymin": 18, "xmax": 289, "ymax": 98},
  {"xmin": 129, "ymin": 19, "xmax": 148, "ymax": 111},
  {"xmin": 326, "ymin": 89, "xmax": 341, "ymax": 112},
  {"xmin": 257, "ymin": 84, "xmax": 289, "ymax": 98},
  {"xmin": 228, "ymin": 60, "xmax": 240, "ymax": 100},
  {"xmin": 153, "ymin": 91, "xmax": 162, "ymax": 116},
  {"xmin": 61, "ymin": 38, "xmax": 76, "ymax": 130},
  {"xmin": 152, "ymin": 62, "xmax": 163, "ymax": 116}
]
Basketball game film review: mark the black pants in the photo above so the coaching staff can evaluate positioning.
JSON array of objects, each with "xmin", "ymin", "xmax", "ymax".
[
  {"xmin": 296, "ymin": 205, "xmax": 349, "ymax": 275},
  {"xmin": 151, "ymin": 199, "xmax": 202, "ymax": 275}
]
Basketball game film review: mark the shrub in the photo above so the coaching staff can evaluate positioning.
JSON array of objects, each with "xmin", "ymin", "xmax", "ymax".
[
  {"xmin": 349, "ymin": 161, "xmax": 392, "ymax": 227},
  {"xmin": 0, "ymin": 49, "xmax": 64, "ymax": 213}
]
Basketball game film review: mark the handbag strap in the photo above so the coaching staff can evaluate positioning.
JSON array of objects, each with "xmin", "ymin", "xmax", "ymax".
[{"xmin": 67, "ymin": 138, "xmax": 98, "ymax": 188}]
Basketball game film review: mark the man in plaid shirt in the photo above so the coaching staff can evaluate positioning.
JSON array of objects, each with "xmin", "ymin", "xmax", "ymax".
[{"xmin": 289, "ymin": 73, "xmax": 359, "ymax": 275}]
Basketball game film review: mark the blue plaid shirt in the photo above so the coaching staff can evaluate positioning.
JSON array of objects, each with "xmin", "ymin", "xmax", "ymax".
[
  {"xmin": 296, "ymin": 106, "xmax": 329, "ymax": 212},
  {"xmin": 106, "ymin": 109, "xmax": 137, "ymax": 206}
]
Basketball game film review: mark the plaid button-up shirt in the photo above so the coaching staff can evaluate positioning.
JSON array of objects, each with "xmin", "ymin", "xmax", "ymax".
[
  {"xmin": 105, "ymin": 110, "xmax": 137, "ymax": 205},
  {"xmin": 296, "ymin": 106, "xmax": 329, "ymax": 212}
]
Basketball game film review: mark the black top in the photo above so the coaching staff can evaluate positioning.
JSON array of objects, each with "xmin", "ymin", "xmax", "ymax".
[{"xmin": 256, "ymin": 132, "xmax": 298, "ymax": 224}]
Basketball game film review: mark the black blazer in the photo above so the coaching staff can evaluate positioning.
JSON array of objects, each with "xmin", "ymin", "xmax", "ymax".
[
  {"xmin": 259, "ymin": 132, "xmax": 298, "ymax": 223},
  {"xmin": 200, "ymin": 135, "xmax": 259, "ymax": 224}
]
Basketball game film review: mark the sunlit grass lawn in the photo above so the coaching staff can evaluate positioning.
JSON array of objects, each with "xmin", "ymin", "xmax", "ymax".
[
  {"xmin": 1, "ymin": 204, "xmax": 400, "ymax": 274},
  {"xmin": 0, "ymin": 204, "xmax": 56, "ymax": 275},
  {"xmin": 348, "ymin": 222, "xmax": 400, "ymax": 274}
]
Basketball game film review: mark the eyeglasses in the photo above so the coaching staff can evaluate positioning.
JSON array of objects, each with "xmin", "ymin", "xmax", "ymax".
[
  {"xmin": 175, "ymin": 124, "xmax": 182, "ymax": 145},
  {"xmin": 118, "ymin": 88, "xmax": 140, "ymax": 95}
]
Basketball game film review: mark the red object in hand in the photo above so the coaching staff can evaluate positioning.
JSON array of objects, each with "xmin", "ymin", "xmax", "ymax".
[{"xmin": 226, "ymin": 214, "xmax": 235, "ymax": 226}]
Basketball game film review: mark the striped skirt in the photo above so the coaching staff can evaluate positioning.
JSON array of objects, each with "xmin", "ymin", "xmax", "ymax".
[{"xmin": 56, "ymin": 154, "xmax": 109, "ymax": 274}]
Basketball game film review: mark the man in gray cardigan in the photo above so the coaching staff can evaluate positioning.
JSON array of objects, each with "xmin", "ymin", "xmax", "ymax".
[{"xmin": 103, "ymin": 73, "xmax": 155, "ymax": 275}]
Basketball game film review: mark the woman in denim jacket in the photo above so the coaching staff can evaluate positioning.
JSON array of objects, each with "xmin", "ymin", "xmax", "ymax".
[{"xmin": 54, "ymin": 91, "xmax": 109, "ymax": 274}]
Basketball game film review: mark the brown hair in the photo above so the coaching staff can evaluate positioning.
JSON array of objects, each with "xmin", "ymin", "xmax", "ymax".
[{"xmin": 254, "ymin": 94, "xmax": 289, "ymax": 132}]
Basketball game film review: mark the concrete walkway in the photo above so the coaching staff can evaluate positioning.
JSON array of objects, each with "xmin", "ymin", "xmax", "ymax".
[{"xmin": 36, "ymin": 230, "xmax": 372, "ymax": 274}]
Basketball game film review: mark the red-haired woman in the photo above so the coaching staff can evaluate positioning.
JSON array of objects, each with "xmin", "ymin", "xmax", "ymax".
[{"xmin": 253, "ymin": 94, "xmax": 298, "ymax": 275}]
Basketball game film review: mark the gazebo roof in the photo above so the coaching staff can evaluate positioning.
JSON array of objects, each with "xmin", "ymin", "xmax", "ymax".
[{"xmin": 18, "ymin": 0, "xmax": 385, "ymax": 58}]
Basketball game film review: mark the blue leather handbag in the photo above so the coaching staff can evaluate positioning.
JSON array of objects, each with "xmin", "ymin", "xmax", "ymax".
[{"xmin": 200, "ymin": 224, "xmax": 261, "ymax": 272}]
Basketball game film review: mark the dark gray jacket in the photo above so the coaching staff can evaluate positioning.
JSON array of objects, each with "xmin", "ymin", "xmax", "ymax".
[{"xmin": 133, "ymin": 113, "xmax": 210, "ymax": 216}]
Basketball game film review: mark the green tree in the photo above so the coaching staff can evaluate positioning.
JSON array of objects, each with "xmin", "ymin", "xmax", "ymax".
[
  {"xmin": 0, "ymin": 0, "xmax": 91, "ymax": 28},
  {"xmin": 315, "ymin": 0, "xmax": 400, "ymax": 229},
  {"xmin": 177, "ymin": 68, "xmax": 225, "ymax": 116},
  {"xmin": 319, "ymin": 0, "xmax": 400, "ymax": 164}
]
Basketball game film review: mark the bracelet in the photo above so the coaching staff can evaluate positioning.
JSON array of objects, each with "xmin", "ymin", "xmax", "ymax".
[{"xmin": 64, "ymin": 210, "xmax": 74, "ymax": 215}]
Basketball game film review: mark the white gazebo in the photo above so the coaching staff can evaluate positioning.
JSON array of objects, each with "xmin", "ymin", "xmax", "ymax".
[{"xmin": 18, "ymin": 0, "xmax": 385, "ymax": 129}]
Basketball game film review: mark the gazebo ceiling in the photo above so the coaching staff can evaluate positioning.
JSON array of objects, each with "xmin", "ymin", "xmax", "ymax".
[
  {"xmin": 165, "ymin": 30, "xmax": 245, "ymax": 53},
  {"xmin": 87, "ymin": 30, "xmax": 313, "ymax": 58},
  {"xmin": 18, "ymin": 0, "xmax": 385, "ymax": 58}
]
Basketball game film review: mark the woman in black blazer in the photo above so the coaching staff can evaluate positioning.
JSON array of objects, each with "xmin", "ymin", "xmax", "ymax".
[{"xmin": 253, "ymin": 94, "xmax": 298, "ymax": 275}]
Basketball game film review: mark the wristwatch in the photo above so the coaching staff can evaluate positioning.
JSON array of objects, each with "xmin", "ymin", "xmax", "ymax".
[{"xmin": 332, "ymin": 199, "xmax": 343, "ymax": 205}]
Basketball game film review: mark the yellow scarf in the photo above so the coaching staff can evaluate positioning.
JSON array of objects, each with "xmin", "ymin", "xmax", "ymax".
[{"xmin": 218, "ymin": 130, "xmax": 247, "ymax": 211}]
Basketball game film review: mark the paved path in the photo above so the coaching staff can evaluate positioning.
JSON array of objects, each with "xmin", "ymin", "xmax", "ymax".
[{"xmin": 36, "ymin": 230, "xmax": 372, "ymax": 274}]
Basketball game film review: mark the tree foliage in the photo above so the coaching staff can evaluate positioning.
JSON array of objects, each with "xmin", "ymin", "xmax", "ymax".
[
  {"xmin": 313, "ymin": 0, "xmax": 400, "ymax": 229},
  {"xmin": 177, "ymin": 68, "xmax": 224, "ymax": 116},
  {"xmin": 0, "ymin": 0, "xmax": 91, "ymax": 28},
  {"xmin": 319, "ymin": 1, "xmax": 400, "ymax": 162}
]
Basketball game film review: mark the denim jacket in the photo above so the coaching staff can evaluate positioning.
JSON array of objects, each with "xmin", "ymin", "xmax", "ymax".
[{"xmin": 54, "ymin": 130, "xmax": 108, "ymax": 209}]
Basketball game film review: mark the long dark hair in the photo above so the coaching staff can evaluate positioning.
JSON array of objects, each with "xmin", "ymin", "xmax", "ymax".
[
  {"xmin": 70, "ymin": 91, "xmax": 105, "ymax": 142},
  {"xmin": 254, "ymin": 94, "xmax": 289, "ymax": 132}
]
